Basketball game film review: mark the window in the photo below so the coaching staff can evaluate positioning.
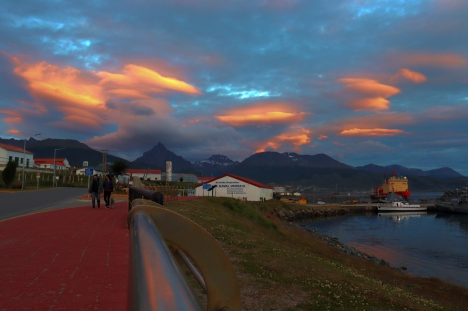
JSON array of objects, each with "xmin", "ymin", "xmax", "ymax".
[
  {"xmin": 20, "ymin": 158, "xmax": 24, "ymax": 164},
  {"xmin": 15, "ymin": 157, "xmax": 19, "ymax": 165},
  {"xmin": 9, "ymin": 156, "xmax": 12, "ymax": 162},
  {"xmin": 26, "ymin": 159, "xmax": 30, "ymax": 168}
]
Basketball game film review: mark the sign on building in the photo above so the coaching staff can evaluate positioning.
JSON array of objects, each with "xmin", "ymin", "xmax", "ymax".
[{"xmin": 85, "ymin": 168, "xmax": 94, "ymax": 176}]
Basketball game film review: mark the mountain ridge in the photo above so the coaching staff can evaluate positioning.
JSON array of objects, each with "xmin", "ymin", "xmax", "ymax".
[{"xmin": 1, "ymin": 137, "xmax": 466, "ymax": 192}]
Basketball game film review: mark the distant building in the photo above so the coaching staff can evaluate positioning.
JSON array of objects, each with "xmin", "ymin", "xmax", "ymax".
[
  {"xmin": 195, "ymin": 174, "xmax": 273, "ymax": 201},
  {"xmin": 273, "ymin": 186, "xmax": 286, "ymax": 194},
  {"xmin": 0, "ymin": 142, "xmax": 34, "ymax": 169},
  {"xmin": 125, "ymin": 169, "xmax": 162, "ymax": 181},
  {"xmin": 161, "ymin": 173, "xmax": 198, "ymax": 183},
  {"xmin": 34, "ymin": 158, "xmax": 71, "ymax": 170},
  {"xmin": 197, "ymin": 176, "xmax": 213, "ymax": 184},
  {"xmin": 75, "ymin": 167, "xmax": 102, "ymax": 176}
]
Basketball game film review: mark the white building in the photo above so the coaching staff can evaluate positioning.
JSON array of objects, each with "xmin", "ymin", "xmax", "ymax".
[
  {"xmin": 125, "ymin": 169, "xmax": 162, "ymax": 181},
  {"xmin": 0, "ymin": 142, "xmax": 34, "ymax": 169},
  {"xmin": 195, "ymin": 174, "xmax": 273, "ymax": 201}
]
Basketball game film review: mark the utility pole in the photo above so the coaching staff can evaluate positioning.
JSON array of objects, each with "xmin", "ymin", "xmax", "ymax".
[{"xmin": 102, "ymin": 149, "xmax": 108, "ymax": 175}]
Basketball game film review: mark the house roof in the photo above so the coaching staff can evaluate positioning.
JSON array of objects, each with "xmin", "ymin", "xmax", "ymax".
[
  {"xmin": 197, "ymin": 177, "xmax": 212, "ymax": 182},
  {"xmin": 34, "ymin": 158, "xmax": 68, "ymax": 167},
  {"xmin": 195, "ymin": 173, "xmax": 272, "ymax": 189},
  {"xmin": 125, "ymin": 169, "xmax": 162, "ymax": 174},
  {"xmin": 0, "ymin": 142, "xmax": 33, "ymax": 154}
]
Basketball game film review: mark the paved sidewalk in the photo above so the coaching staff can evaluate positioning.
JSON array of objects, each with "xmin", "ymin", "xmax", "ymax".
[{"xmin": 0, "ymin": 202, "xmax": 129, "ymax": 311}]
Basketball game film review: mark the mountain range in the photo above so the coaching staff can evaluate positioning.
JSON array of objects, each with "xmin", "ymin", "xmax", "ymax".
[{"xmin": 1, "ymin": 137, "xmax": 466, "ymax": 192}]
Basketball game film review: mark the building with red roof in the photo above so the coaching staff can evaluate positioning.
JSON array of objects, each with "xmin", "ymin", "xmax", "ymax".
[
  {"xmin": 0, "ymin": 142, "xmax": 34, "ymax": 169},
  {"xmin": 34, "ymin": 158, "xmax": 71, "ymax": 170},
  {"xmin": 195, "ymin": 174, "xmax": 273, "ymax": 201}
]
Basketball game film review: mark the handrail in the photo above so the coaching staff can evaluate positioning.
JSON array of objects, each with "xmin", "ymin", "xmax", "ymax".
[
  {"xmin": 128, "ymin": 185, "xmax": 163, "ymax": 211},
  {"xmin": 128, "ymin": 198, "xmax": 241, "ymax": 311},
  {"xmin": 128, "ymin": 209, "xmax": 204, "ymax": 311}
]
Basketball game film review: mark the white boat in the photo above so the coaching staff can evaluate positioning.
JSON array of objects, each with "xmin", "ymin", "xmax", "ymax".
[{"xmin": 376, "ymin": 201, "xmax": 427, "ymax": 212}]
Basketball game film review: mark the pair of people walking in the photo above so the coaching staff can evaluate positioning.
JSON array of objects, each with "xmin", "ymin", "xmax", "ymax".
[{"xmin": 88, "ymin": 174, "xmax": 114, "ymax": 209}]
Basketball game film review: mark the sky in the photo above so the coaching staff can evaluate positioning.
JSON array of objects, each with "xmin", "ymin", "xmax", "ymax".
[{"xmin": 0, "ymin": 0, "xmax": 467, "ymax": 175}]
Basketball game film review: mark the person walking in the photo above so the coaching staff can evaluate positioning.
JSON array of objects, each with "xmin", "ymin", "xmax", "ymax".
[
  {"xmin": 88, "ymin": 174, "xmax": 103, "ymax": 209},
  {"xmin": 103, "ymin": 174, "xmax": 114, "ymax": 209}
]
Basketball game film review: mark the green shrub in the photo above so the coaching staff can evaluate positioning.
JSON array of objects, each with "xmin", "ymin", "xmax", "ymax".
[{"xmin": 2, "ymin": 161, "xmax": 16, "ymax": 188}]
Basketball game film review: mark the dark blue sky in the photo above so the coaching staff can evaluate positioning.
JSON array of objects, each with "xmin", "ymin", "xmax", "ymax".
[{"xmin": 0, "ymin": 0, "xmax": 467, "ymax": 175}]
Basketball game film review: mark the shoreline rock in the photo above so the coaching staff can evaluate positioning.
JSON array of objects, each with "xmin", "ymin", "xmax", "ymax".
[{"xmin": 274, "ymin": 207, "xmax": 397, "ymax": 270}]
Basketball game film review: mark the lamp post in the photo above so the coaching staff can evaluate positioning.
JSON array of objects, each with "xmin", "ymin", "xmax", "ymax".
[
  {"xmin": 22, "ymin": 133, "xmax": 41, "ymax": 190},
  {"xmin": 53, "ymin": 147, "xmax": 65, "ymax": 187},
  {"xmin": 335, "ymin": 183, "xmax": 338, "ymax": 203}
]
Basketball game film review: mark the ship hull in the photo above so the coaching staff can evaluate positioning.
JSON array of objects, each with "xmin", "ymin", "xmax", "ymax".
[{"xmin": 435, "ymin": 202, "xmax": 468, "ymax": 214}]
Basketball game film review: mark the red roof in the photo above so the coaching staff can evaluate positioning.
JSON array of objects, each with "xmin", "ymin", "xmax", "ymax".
[
  {"xmin": 195, "ymin": 174, "xmax": 272, "ymax": 189},
  {"xmin": 197, "ymin": 177, "xmax": 212, "ymax": 182},
  {"xmin": 0, "ymin": 142, "xmax": 33, "ymax": 154},
  {"xmin": 34, "ymin": 158, "xmax": 67, "ymax": 167},
  {"xmin": 125, "ymin": 169, "xmax": 161, "ymax": 174}
]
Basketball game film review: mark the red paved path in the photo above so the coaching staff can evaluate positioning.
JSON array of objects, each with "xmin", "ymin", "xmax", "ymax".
[{"xmin": 0, "ymin": 202, "xmax": 129, "ymax": 311}]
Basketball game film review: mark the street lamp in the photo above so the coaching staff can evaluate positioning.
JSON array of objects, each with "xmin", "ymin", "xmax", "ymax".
[
  {"xmin": 53, "ymin": 147, "xmax": 66, "ymax": 187},
  {"xmin": 22, "ymin": 133, "xmax": 41, "ymax": 190},
  {"xmin": 335, "ymin": 183, "xmax": 338, "ymax": 203}
]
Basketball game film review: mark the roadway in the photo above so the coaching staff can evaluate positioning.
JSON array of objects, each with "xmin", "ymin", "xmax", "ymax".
[{"xmin": 0, "ymin": 187, "xmax": 89, "ymax": 221}]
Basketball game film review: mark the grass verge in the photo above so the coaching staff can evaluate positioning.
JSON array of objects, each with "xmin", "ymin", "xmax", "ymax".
[{"xmin": 166, "ymin": 197, "xmax": 468, "ymax": 311}]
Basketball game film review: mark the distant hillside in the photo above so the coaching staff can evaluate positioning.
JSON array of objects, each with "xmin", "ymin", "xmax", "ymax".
[
  {"xmin": 193, "ymin": 154, "xmax": 239, "ymax": 177},
  {"xmin": 26, "ymin": 138, "xmax": 130, "ymax": 167},
  {"xmin": 357, "ymin": 164, "xmax": 463, "ymax": 179},
  {"xmin": 229, "ymin": 151, "xmax": 355, "ymax": 185},
  {"xmin": 132, "ymin": 142, "xmax": 196, "ymax": 173},
  {"xmin": 2, "ymin": 136, "xmax": 466, "ymax": 191},
  {"xmin": 0, "ymin": 137, "xmax": 131, "ymax": 168}
]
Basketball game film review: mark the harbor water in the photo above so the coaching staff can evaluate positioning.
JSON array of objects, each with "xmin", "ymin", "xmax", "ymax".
[{"xmin": 298, "ymin": 210, "xmax": 468, "ymax": 289}]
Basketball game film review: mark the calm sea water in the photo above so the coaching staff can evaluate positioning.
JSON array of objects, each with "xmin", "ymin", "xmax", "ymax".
[{"xmin": 299, "ymin": 211, "xmax": 468, "ymax": 289}]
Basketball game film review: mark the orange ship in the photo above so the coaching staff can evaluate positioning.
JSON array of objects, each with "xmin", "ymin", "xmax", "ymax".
[{"xmin": 372, "ymin": 171, "xmax": 411, "ymax": 201}]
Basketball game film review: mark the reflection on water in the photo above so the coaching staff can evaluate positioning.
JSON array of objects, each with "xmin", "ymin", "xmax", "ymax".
[{"xmin": 299, "ymin": 212, "xmax": 468, "ymax": 288}]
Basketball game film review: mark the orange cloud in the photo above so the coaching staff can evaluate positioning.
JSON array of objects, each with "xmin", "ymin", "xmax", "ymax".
[
  {"xmin": 397, "ymin": 53, "xmax": 467, "ymax": 68},
  {"xmin": 97, "ymin": 64, "xmax": 202, "ymax": 97},
  {"xmin": 347, "ymin": 97, "xmax": 391, "ymax": 111},
  {"xmin": 339, "ymin": 78, "xmax": 400, "ymax": 98},
  {"xmin": 10, "ymin": 57, "xmax": 201, "ymax": 129},
  {"xmin": 338, "ymin": 78, "xmax": 400, "ymax": 112},
  {"xmin": 215, "ymin": 102, "xmax": 308, "ymax": 126},
  {"xmin": 394, "ymin": 68, "xmax": 427, "ymax": 83},
  {"xmin": 339, "ymin": 128, "xmax": 405, "ymax": 137},
  {"xmin": 13, "ymin": 59, "xmax": 104, "ymax": 108},
  {"xmin": 254, "ymin": 127, "xmax": 312, "ymax": 152},
  {"xmin": 7, "ymin": 129, "xmax": 20, "ymax": 135},
  {"xmin": 318, "ymin": 135, "xmax": 328, "ymax": 140},
  {"xmin": 0, "ymin": 109, "xmax": 23, "ymax": 124}
]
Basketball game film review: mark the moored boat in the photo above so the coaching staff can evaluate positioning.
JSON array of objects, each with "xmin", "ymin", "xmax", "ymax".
[
  {"xmin": 377, "ymin": 201, "xmax": 427, "ymax": 212},
  {"xmin": 435, "ymin": 198, "xmax": 468, "ymax": 214}
]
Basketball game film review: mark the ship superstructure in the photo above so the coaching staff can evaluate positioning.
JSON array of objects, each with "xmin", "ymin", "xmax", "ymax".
[{"xmin": 372, "ymin": 171, "xmax": 411, "ymax": 201}]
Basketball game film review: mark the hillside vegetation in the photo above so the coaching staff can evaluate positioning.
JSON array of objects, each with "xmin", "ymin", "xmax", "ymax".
[{"xmin": 166, "ymin": 197, "xmax": 468, "ymax": 311}]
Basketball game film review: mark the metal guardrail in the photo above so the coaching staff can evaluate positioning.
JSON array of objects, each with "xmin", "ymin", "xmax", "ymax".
[{"xmin": 127, "ymin": 180, "xmax": 241, "ymax": 311}]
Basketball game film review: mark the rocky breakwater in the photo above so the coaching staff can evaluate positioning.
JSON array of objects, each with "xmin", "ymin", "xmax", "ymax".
[{"xmin": 274, "ymin": 206, "xmax": 351, "ymax": 222}]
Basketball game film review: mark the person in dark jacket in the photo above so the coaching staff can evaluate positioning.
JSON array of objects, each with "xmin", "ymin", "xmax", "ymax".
[
  {"xmin": 88, "ymin": 174, "xmax": 103, "ymax": 209},
  {"xmin": 103, "ymin": 174, "xmax": 114, "ymax": 209}
]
